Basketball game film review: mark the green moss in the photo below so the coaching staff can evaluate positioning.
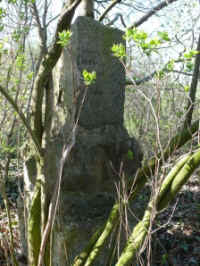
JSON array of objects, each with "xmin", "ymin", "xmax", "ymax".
[{"xmin": 28, "ymin": 179, "xmax": 41, "ymax": 266}]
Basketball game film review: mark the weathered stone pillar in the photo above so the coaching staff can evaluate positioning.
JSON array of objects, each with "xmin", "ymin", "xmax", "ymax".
[
  {"xmin": 60, "ymin": 16, "xmax": 125, "ymax": 128},
  {"xmin": 52, "ymin": 16, "xmax": 143, "ymax": 265}
]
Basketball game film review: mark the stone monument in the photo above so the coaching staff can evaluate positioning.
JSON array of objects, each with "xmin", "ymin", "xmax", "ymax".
[
  {"xmin": 62, "ymin": 16, "xmax": 125, "ymax": 128},
  {"xmin": 51, "ymin": 16, "xmax": 143, "ymax": 265}
]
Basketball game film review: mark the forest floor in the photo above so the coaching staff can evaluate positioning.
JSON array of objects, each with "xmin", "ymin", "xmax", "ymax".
[{"xmin": 0, "ymin": 174, "xmax": 200, "ymax": 266}]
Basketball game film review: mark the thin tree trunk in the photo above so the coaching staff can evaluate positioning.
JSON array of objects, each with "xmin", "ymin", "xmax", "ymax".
[{"xmin": 184, "ymin": 32, "xmax": 200, "ymax": 127}]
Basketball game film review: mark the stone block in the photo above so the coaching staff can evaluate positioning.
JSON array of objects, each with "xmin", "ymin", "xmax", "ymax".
[{"xmin": 62, "ymin": 16, "xmax": 125, "ymax": 129}]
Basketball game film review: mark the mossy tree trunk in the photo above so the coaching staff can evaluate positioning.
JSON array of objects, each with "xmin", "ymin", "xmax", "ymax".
[{"xmin": 113, "ymin": 148, "xmax": 200, "ymax": 266}]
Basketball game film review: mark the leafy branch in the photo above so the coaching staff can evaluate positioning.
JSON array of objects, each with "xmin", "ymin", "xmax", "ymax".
[{"xmin": 0, "ymin": 85, "xmax": 42, "ymax": 156}]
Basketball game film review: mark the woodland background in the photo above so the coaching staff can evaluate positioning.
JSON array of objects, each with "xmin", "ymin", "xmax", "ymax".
[{"xmin": 0, "ymin": 0, "xmax": 200, "ymax": 265}]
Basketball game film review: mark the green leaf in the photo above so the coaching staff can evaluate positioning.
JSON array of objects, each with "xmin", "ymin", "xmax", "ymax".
[
  {"xmin": 186, "ymin": 62, "xmax": 193, "ymax": 72},
  {"xmin": 27, "ymin": 72, "xmax": 34, "ymax": 80},
  {"xmin": 123, "ymin": 28, "xmax": 135, "ymax": 41},
  {"xmin": 124, "ymin": 28, "xmax": 168, "ymax": 57},
  {"xmin": 16, "ymin": 54, "xmax": 26, "ymax": 70},
  {"xmin": 156, "ymin": 70, "xmax": 165, "ymax": 80},
  {"xmin": 166, "ymin": 60, "xmax": 174, "ymax": 71},
  {"xmin": 57, "ymin": 30, "xmax": 72, "ymax": 47},
  {"xmin": 149, "ymin": 38, "xmax": 161, "ymax": 46},
  {"xmin": 158, "ymin": 31, "xmax": 170, "ymax": 41},
  {"xmin": 140, "ymin": 42, "xmax": 149, "ymax": 50},
  {"xmin": 82, "ymin": 70, "xmax": 96, "ymax": 86},
  {"xmin": 184, "ymin": 85, "xmax": 190, "ymax": 92},
  {"xmin": 111, "ymin": 43, "xmax": 126, "ymax": 59},
  {"xmin": 183, "ymin": 50, "xmax": 199, "ymax": 59},
  {"xmin": 133, "ymin": 30, "xmax": 148, "ymax": 42}
]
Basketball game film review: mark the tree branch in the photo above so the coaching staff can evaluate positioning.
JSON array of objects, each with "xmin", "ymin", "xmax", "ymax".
[
  {"xmin": 0, "ymin": 85, "xmax": 42, "ymax": 156},
  {"xmin": 126, "ymin": 58, "xmax": 185, "ymax": 86},
  {"xmin": 99, "ymin": 0, "xmax": 121, "ymax": 22},
  {"xmin": 171, "ymin": 70, "xmax": 193, "ymax": 76},
  {"xmin": 106, "ymin": 13, "xmax": 126, "ymax": 27},
  {"xmin": 32, "ymin": 0, "xmax": 81, "ymax": 145},
  {"xmin": 31, "ymin": 2, "xmax": 47, "ymax": 50},
  {"xmin": 184, "ymin": 32, "xmax": 200, "ymax": 127},
  {"xmin": 129, "ymin": 0, "xmax": 179, "ymax": 29},
  {"xmin": 46, "ymin": 14, "xmax": 60, "ymax": 27},
  {"xmin": 126, "ymin": 69, "xmax": 193, "ymax": 86},
  {"xmin": 126, "ymin": 71, "xmax": 157, "ymax": 86}
]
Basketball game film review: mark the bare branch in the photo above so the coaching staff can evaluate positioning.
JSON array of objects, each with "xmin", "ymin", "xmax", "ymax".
[
  {"xmin": 126, "ymin": 57, "xmax": 186, "ymax": 86},
  {"xmin": 172, "ymin": 70, "xmax": 193, "ymax": 76},
  {"xmin": 106, "ymin": 13, "xmax": 126, "ymax": 27},
  {"xmin": 42, "ymin": 0, "xmax": 48, "ymax": 29},
  {"xmin": 126, "ymin": 71, "xmax": 156, "ymax": 86},
  {"xmin": 99, "ymin": 0, "xmax": 121, "ymax": 22},
  {"xmin": 129, "ymin": 0, "xmax": 179, "ymax": 29},
  {"xmin": 126, "ymin": 69, "xmax": 193, "ymax": 86},
  {"xmin": 0, "ymin": 85, "xmax": 42, "ymax": 156},
  {"xmin": 31, "ymin": 2, "xmax": 46, "ymax": 48},
  {"xmin": 46, "ymin": 14, "xmax": 60, "ymax": 27}
]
